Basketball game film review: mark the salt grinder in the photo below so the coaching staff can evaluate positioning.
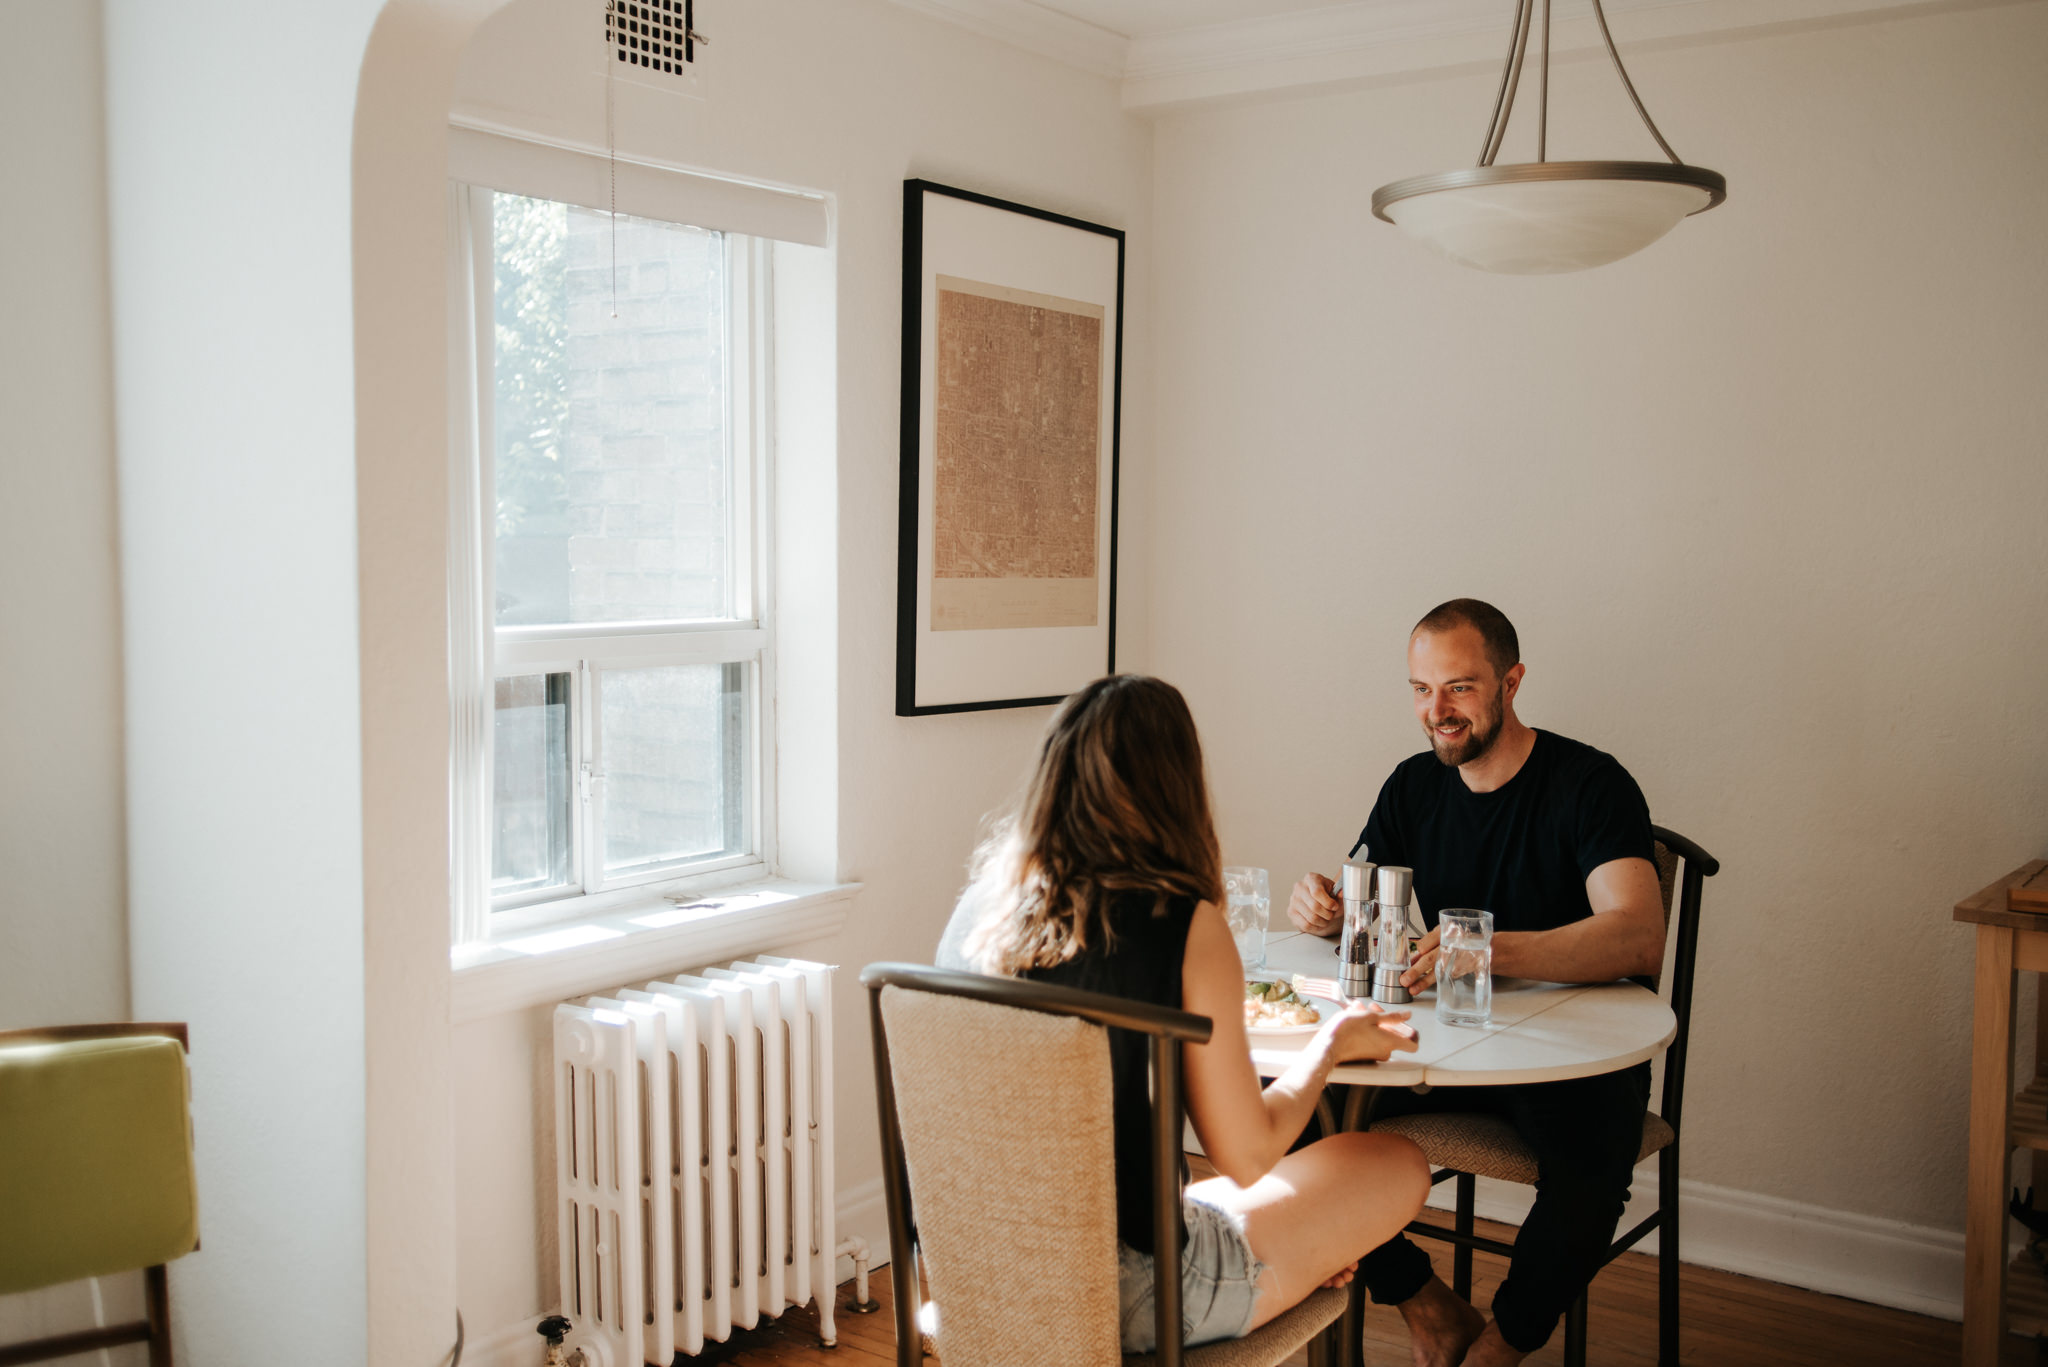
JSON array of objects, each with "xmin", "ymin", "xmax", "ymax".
[
  {"xmin": 1371, "ymin": 865, "xmax": 1416, "ymax": 1006},
  {"xmin": 1337, "ymin": 860, "xmax": 1376, "ymax": 1000}
]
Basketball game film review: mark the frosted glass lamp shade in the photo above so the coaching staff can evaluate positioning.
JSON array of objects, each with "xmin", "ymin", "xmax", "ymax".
[{"xmin": 1373, "ymin": 162, "xmax": 1726, "ymax": 274}]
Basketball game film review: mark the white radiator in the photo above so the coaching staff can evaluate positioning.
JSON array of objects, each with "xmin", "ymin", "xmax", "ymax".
[{"xmin": 553, "ymin": 956, "xmax": 861, "ymax": 1364}]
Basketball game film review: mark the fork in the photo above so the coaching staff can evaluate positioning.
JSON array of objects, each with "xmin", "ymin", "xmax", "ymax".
[
  {"xmin": 1291, "ymin": 975, "xmax": 1420, "ymax": 1039},
  {"xmin": 1291, "ymin": 973, "xmax": 1343, "ymax": 999}
]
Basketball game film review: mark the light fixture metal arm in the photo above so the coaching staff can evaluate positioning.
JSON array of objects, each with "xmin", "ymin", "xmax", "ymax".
[
  {"xmin": 1479, "ymin": 0, "xmax": 1535, "ymax": 167},
  {"xmin": 1373, "ymin": 0, "xmax": 1726, "ymax": 271},
  {"xmin": 1589, "ymin": 0, "xmax": 1683, "ymax": 164},
  {"xmin": 1476, "ymin": 0, "xmax": 1525, "ymax": 163}
]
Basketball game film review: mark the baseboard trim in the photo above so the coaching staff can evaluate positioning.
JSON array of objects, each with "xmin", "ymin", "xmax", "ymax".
[
  {"xmin": 1425, "ymin": 1167, "xmax": 1965, "ymax": 1322},
  {"xmin": 465, "ymin": 1164, "xmax": 1967, "ymax": 1363},
  {"xmin": 462, "ymin": 1179, "xmax": 898, "ymax": 1367}
]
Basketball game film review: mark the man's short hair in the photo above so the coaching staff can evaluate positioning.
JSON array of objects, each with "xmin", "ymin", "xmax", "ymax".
[{"xmin": 1413, "ymin": 598, "xmax": 1520, "ymax": 679}]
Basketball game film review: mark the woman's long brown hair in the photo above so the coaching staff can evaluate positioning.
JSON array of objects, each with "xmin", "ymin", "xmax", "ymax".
[{"xmin": 964, "ymin": 674, "xmax": 1224, "ymax": 975}]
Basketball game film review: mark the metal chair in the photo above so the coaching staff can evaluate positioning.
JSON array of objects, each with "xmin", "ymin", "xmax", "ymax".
[
  {"xmin": 1365, "ymin": 825, "xmax": 1720, "ymax": 1367},
  {"xmin": 0, "ymin": 1022, "xmax": 199, "ymax": 1367},
  {"xmin": 863, "ymin": 962, "xmax": 1348, "ymax": 1367}
]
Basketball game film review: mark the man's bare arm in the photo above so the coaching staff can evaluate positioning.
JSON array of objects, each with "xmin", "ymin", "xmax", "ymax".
[{"xmin": 1403, "ymin": 856, "xmax": 1665, "ymax": 988}]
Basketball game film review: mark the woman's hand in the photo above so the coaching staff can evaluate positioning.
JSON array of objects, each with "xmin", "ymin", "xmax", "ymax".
[
  {"xmin": 1318, "ymin": 1262, "xmax": 1359, "ymax": 1290},
  {"xmin": 1322, "ymin": 1000, "xmax": 1418, "ymax": 1064}
]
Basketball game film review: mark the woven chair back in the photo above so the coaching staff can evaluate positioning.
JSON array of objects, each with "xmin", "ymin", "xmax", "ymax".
[{"xmin": 878, "ymin": 985, "xmax": 1124, "ymax": 1367}]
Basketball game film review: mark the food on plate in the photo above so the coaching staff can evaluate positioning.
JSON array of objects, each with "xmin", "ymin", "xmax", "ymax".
[{"xmin": 1243, "ymin": 979, "xmax": 1321, "ymax": 1029}]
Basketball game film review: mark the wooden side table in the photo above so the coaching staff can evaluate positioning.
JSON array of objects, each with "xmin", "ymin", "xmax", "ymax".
[{"xmin": 1957, "ymin": 860, "xmax": 2048, "ymax": 1366}]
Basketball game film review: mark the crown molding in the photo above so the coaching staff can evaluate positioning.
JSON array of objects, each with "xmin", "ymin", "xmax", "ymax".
[
  {"xmin": 885, "ymin": 0, "xmax": 1129, "ymax": 78},
  {"xmin": 887, "ymin": 0, "xmax": 2033, "ymax": 111},
  {"xmin": 1120, "ymin": 0, "xmax": 2029, "ymax": 109}
]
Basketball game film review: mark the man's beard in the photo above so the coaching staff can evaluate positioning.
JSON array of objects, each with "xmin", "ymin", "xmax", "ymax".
[{"xmin": 1426, "ymin": 691, "xmax": 1503, "ymax": 767}]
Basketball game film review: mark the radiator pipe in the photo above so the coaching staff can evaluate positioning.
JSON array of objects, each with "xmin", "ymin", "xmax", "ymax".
[{"xmin": 836, "ymin": 1234, "xmax": 880, "ymax": 1315}]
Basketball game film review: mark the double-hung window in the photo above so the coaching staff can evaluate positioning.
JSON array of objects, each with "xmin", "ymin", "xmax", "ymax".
[{"xmin": 448, "ymin": 130, "xmax": 815, "ymax": 938}]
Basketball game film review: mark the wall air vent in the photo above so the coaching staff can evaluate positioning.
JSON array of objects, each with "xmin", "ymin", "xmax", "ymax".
[{"xmin": 606, "ymin": 0, "xmax": 702, "ymax": 78}]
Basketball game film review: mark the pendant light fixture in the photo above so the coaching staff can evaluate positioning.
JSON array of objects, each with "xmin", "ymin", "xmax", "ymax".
[{"xmin": 1372, "ymin": 0, "xmax": 1726, "ymax": 274}]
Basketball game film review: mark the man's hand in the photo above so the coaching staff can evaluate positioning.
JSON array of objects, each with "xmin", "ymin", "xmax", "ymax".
[
  {"xmin": 1401, "ymin": 925, "xmax": 1441, "ymax": 993},
  {"xmin": 1288, "ymin": 871, "xmax": 1342, "ymax": 937}
]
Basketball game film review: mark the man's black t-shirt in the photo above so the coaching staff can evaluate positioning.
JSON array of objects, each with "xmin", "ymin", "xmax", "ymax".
[{"xmin": 1358, "ymin": 729, "xmax": 1654, "ymax": 934}]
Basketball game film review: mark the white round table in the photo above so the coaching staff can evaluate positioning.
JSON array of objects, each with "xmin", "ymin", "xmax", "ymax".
[{"xmin": 1250, "ymin": 929, "xmax": 1676, "ymax": 1090}]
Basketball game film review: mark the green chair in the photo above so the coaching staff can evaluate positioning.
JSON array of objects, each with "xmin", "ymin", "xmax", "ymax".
[{"xmin": 0, "ymin": 1023, "xmax": 200, "ymax": 1367}]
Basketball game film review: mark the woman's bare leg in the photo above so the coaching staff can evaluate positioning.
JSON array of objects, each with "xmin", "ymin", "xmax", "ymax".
[{"xmin": 1191, "ymin": 1130, "xmax": 1430, "ymax": 1330}]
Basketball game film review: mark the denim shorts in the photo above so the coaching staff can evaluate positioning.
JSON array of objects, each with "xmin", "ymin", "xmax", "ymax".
[{"xmin": 1116, "ymin": 1196, "xmax": 1268, "ymax": 1354}]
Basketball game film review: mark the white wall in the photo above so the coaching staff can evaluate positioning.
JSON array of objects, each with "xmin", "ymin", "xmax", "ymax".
[
  {"xmin": 0, "ymin": 0, "xmax": 127, "ymax": 1032},
  {"xmin": 444, "ymin": 0, "xmax": 1154, "ymax": 1336},
  {"xmin": 33, "ymin": 0, "xmax": 2032, "ymax": 1350},
  {"xmin": 4, "ymin": 0, "xmax": 1153, "ymax": 1357},
  {"xmin": 1148, "ymin": 0, "xmax": 2046, "ymax": 1286},
  {"xmin": 0, "ymin": 1, "xmax": 140, "ymax": 1352},
  {"xmin": 102, "ymin": 1, "xmax": 385, "ymax": 1360}
]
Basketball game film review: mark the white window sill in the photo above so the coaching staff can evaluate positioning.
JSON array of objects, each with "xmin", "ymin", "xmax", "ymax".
[{"xmin": 450, "ymin": 877, "xmax": 859, "ymax": 1024}]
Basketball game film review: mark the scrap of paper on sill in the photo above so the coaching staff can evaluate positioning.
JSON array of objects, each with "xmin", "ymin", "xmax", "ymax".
[{"xmin": 629, "ymin": 887, "xmax": 797, "ymax": 929}]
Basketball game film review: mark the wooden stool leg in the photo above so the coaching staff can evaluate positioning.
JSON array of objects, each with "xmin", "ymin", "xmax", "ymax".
[
  {"xmin": 1964, "ymin": 924, "xmax": 2016, "ymax": 1367},
  {"xmin": 1453, "ymin": 1172, "xmax": 1475, "ymax": 1301},
  {"xmin": 1562, "ymin": 1291, "xmax": 1587, "ymax": 1367},
  {"xmin": 145, "ymin": 1264, "xmax": 173, "ymax": 1367},
  {"xmin": 1659, "ymin": 1142, "xmax": 1680, "ymax": 1367}
]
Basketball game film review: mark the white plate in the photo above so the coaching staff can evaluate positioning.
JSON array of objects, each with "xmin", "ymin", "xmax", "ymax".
[{"xmin": 1244, "ymin": 989, "xmax": 1336, "ymax": 1038}]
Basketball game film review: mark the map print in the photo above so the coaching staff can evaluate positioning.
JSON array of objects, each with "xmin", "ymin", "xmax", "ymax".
[{"xmin": 931, "ymin": 275, "xmax": 1103, "ymax": 632}]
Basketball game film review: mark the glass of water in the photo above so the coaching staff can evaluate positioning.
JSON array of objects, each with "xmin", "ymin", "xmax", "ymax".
[
  {"xmin": 1435, "ymin": 909, "xmax": 1494, "ymax": 1027},
  {"xmin": 1222, "ymin": 866, "xmax": 1270, "ymax": 973}
]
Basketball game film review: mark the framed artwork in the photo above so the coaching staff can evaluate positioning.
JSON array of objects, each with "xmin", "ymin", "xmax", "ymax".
[{"xmin": 895, "ymin": 179, "xmax": 1126, "ymax": 716}]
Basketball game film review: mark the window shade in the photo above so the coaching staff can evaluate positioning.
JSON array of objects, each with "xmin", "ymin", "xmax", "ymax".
[{"xmin": 448, "ymin": 124, "xmax": 829, "ymax": 248}]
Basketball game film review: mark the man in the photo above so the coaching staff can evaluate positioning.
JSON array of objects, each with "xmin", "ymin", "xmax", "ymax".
[{"xmin": 1287, "ymin": 598, "xmax": 1665, "ymax": 1367}]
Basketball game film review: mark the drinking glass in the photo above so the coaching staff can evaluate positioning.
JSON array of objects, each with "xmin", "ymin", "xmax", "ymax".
[
  {"xmin": 1435, "ymin": 909, "xmax": 1494, "ymax": 1027},
  {"xmin": 1222, "ymin": 866, "xmax": 1270, "ymax": 973}
]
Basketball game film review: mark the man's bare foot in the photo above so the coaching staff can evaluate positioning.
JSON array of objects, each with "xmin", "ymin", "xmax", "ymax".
[
  {"xmin": 1457, "ymin": 1322, "xmax": 1529, "ymax": 1367},
  {"xmin": 1396, "ymin": 1276, "xmax": 1486, "ymax": 1367}
]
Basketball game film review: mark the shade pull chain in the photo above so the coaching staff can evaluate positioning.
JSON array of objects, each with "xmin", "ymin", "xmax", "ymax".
[
  {"xmin": 1536, "ymin": 0, "xmax": 1551, "ymax": 162},
  {"xmin": 1588, "ymin": 0, "xmax": 1684, "ymax": 164},
  {"xmin": 605, "ymin": 0, "xmax": 619, "ymax": 319}
]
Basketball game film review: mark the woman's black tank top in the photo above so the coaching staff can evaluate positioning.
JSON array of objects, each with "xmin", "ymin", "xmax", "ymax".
[{"xmin": 1023, "ymin": 890, "xmax": 1197, "ymax": 1254}]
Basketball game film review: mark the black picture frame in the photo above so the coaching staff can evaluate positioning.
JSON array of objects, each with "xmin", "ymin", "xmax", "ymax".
[{"xmin": 895, "ymin": 179, "xmax": 1126, "ymax": 717}]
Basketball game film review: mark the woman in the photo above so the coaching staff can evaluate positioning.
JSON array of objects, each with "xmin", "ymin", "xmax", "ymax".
[{"xmin": 940, "ymin": 674, "xmax": 1431, "ymax": 1354}]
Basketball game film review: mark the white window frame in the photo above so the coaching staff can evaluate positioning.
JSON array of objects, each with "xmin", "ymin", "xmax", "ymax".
[{"xmin": 447, "ymin": 169, "xmax": 780, "ymax": 946}]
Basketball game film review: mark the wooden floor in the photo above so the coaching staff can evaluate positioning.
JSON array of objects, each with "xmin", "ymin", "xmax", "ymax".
[{"xmin": 684, "ymin": 1195, "xmax": 2033, "ymax": 1366}]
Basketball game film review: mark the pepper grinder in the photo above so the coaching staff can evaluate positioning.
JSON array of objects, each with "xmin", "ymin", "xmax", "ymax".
[
  {"xmin": 1337, "ymin": 860, "xmax": 1376, "ymax": 1000},
  {"xmin": 1371, "ymin": 865, "xmax": 1416, "ymax": 1006}
]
